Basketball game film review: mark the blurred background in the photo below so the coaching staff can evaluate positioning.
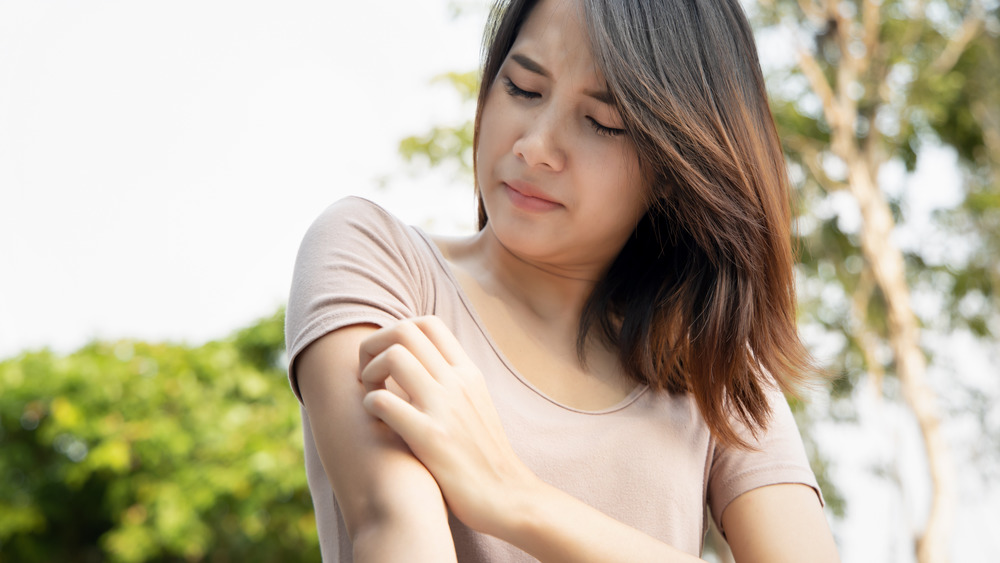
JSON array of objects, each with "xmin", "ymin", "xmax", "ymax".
[{"xmin": 1, "ymin": 0, "xmax": 996, "ymax": 561}]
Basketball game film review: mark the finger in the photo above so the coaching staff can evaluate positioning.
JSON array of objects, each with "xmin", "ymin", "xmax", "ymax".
[
  {"xmin": 412, "ymin": 316, "xmax": 475, "ymax": 368},
  {"xmin": 360, "ymin": 320, "xmax": 454, "ymax": 379},
  {"xmin": 360, "ymin": 343, "xmax": 437, "ymax": 403},
  {"xmin": 362, "ymin": 389, "xmax": 430, "ymax": 454}
]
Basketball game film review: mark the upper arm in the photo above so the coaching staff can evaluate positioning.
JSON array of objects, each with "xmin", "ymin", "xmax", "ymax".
[
  {"xmin": 296, "ymin": 324, "xmax": 456, "ymax": 560},
  {"xmin": 721, "ymin": 483, "xmax": 839, "ymax": 563}
]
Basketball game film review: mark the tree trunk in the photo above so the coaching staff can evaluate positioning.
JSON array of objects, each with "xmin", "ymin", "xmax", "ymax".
[
  {"xmin": 842, "ymin": 155, "xmax": 956, "ymax": 563},
  {"xmin": 795, "ymin": 0, "xmax": 959, "ymax": 554}
]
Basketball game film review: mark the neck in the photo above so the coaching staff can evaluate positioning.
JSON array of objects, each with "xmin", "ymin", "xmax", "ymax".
[{"xmin": 462, "ymin": 225, "xmax": 604, "ymax": 331}]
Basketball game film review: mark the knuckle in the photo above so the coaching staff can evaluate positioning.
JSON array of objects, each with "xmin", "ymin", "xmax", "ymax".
[
  {"xmin": 371, "ymin": 323, "xmax": 397, "ymax": 342},
  {"xmin": 423, "ymin": 419, "xmax": 450, "ymax": 443},
  {"xmin": 366, "ymin": 389, "xmax": 392, "ymax": 412},
  {"xmin": 454, "ymin": 364, "xmax": 480, "ymax": 381},
  {"xmin": 385, "ymin": 343, "xmax": 408, "ymax": 361},
  {"xmin": 417, "ymin": 315, "xmax": 445, "ymax": 331},
  {"xmin": 395, "ymin": 319, "xmax": 422, "ymax": 341},
  {"xmin": 359, "ymin": 365, "xmax": 381, "ymax": 386}
]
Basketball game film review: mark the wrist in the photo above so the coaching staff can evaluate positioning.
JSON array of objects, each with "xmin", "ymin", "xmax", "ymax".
[{"xmin": 488, "ymin": 473, "xmax": 560, "ymax": 548}]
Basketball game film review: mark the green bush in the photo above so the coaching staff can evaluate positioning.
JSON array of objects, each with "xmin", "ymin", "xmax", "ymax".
[{"xmin": 0, "ymin": 309, "xmax": 319, "ymax": 562}]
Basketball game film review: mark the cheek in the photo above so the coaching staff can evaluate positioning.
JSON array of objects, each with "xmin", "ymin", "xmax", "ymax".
[
  {"xmin": 475, "ymin": 98, "xmax": 504, "ymax": 177},
  {"xmin": 621, "ymin": 144, "xmax": 650, "ymax": 198},
  {"xmin": 477, "ymin": 87, "xmax": 511, "ymax": 144},
  {"xmin": 598, "ymin": 145, "xmax": 649, "ymax": 211}
]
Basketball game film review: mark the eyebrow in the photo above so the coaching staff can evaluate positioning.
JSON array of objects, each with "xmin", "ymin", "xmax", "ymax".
[{"xmin": 509, "ymin": 53, "xmax": 616, "ymax": 105}]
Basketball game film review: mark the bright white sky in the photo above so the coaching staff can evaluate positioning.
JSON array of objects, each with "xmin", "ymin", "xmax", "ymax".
[
  {"xmin": 0, "ymin": 0, "xmax": 484, "ymax": 357},
  {"xmin": 1, "ymin": 1, "xmax": 995, "ymax": 561}
]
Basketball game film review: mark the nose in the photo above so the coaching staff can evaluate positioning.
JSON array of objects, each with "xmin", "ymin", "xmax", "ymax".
[{"xmin": 512, "ymin": 107, "xmax": 566, "ymax": 172}]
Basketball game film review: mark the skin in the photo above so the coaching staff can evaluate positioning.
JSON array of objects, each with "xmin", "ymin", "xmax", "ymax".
[
  {"xmin": 473, "ymin": 0, "xmax": 650, "ymax": 284},
  {"xmin": 297, "ymin": 324, "xmax": 457, "ymax": 561},
  {"xmin": 297, "ymin": 0, "xmax": 841, "ymax": 560}
]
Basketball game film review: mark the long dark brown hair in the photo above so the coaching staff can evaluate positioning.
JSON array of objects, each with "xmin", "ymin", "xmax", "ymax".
[{"xmin": 473, "ymin": 0, "xmax": 814, "ymax": 448}]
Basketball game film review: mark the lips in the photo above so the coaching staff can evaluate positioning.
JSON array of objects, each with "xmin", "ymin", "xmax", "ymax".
[{"xmin": 503, "ymin": 180, "xmax": 562, "ymax": 212}]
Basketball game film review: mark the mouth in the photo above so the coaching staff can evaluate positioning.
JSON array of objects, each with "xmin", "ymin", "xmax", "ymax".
[{"xmin": 504, "ymin": 181, "xmax": 562, "ymax": 211}]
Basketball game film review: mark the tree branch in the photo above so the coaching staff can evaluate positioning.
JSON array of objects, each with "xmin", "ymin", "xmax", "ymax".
[
  {"xmin": 850, "ymin": 267, "xmax": 885, "ymax": 398},
  {"xmin": 792, "ymin": 138, "xmax": 847, "ymax": 192},
  {"xmin": 796, "ymin": 46, "xmax": 840, "ymax": 132},
  {"xmin": 795, "ymin": 0, "xmax": 825, "ymax": 24},
  {"xmin": 929, "ymin": 2, "xmax": 985, "ymax": 76},
  {"xmin": 859, "ymin": 0, "xmax": 881, "ymax": 75}
]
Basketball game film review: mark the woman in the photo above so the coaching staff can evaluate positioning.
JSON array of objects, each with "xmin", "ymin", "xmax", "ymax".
[{"xmin": 286, "ymin": 0, "xmax": 840, "ymax": 560}]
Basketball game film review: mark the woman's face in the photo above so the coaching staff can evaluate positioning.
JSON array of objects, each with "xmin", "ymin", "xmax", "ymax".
[{"xmin": 476, "ymin": 0, "xmax": 650, "ymax": 279}]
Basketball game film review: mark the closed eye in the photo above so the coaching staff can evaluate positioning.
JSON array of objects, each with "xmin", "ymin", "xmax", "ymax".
[
  {"xmin": 503, "ymin": 76, "xmax": 624, "ymax": 137},
  {"xmin": 502, "ymin": 77, "xmax": 540, "ymax": 100},
  {"xmin": 587, "ymin": 116, "xmax": 625, "ymax": 137}
]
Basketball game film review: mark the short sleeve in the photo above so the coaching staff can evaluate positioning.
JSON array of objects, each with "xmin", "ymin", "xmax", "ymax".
[
  {"xmin": 284, "ymin": 197, "xmax": 432, "ymax": 403},
  {"xmin": 707, "ymin": 388, "xmax": 823, "ymax": 535}
]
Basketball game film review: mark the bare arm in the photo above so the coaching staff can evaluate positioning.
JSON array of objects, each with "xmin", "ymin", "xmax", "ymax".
[
  {"xmin": 489, "ymin": 479, "xmax": 704, "ymax": 562},
  {"xmin": 457, "ymin": 475, "xmax": 839, "ymax": 562},
  {"xmin": 484, "ymin": 482, "xmax": 839, "ymax": 563},
  {"xmin": 492, "ymin": 481, "xmax": 839, "ymax": 563},
  {"xmin": 296, "ymin": 324, "xmax": 457, "ymax": 562},
  {"xmin": 359, "ymin": 317, "xmax": 840, "ymax": 563},
  {"xmin": 722, "ymin": 483, "xmax": 840, "ymax": 563}
]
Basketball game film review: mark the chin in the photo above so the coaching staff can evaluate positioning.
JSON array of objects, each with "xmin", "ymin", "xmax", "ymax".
[{"xmin": 487, "ymin": 218, "xmax": 555, "ymax": 258}]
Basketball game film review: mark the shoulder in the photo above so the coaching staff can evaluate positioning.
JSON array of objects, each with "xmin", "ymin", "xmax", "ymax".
[
  {"xmin": 708, "ymin": 386, "xmax": 813, "ymax": 472},
  {"xmin": 296, "ymin": 196, "xmax": 435, "ymax": 271},
  {"xmin": 707, "ymin": 386, "xmax": 822, "ymax": 533},
  {"xmin": 317, "ymin": 195, "xmax": 399, "ymax": 224},
  {"xmin": 306, "ymin": 196, "xmax": 414, "ymax": 245},
  {"xmin": 286, "ymin": 197, "xmax": 441, "ymax": 397}
]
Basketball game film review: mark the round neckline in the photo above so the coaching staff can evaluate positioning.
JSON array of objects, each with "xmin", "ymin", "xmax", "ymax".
[{"xmin": 411, "ymin": 226, "xmax": 649, "ymax": 416}]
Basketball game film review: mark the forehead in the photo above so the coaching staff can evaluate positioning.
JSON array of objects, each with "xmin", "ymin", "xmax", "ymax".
[{"xmin": 510, "ymin": 0, "xmax": 600, "ymax": 78}]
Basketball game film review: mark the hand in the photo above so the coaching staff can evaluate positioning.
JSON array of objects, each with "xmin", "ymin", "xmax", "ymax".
[{"xmin": 358, "ymin": 316, "xmax": 539, "ymax": 536}]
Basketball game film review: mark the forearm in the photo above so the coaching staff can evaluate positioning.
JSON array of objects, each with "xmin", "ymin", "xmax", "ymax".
[
  {"xmin": 351, "ymin": 501, "xmax": 456, "ymax": 563},
  {"xmin": 497, "ymin": 479, "xmax": 704, "ymax": 563}
]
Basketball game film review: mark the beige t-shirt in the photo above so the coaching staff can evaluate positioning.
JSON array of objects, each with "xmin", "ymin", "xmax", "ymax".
[{"xmin": 285, "ymin": 197, "xmax": 822, "ymax": 561}]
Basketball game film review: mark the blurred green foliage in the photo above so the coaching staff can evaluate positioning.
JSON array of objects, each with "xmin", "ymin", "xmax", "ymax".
[
  {"xmin": 757, "ymin": 0, "xmax": 1000, "ymax": 402},
  {"xmin": 398, "ymin": 71, "xmax": 479, "ymax": 180},
  {"xmin": 0, "ymin": 309, "xmax": 319, "ymax": 562}
]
